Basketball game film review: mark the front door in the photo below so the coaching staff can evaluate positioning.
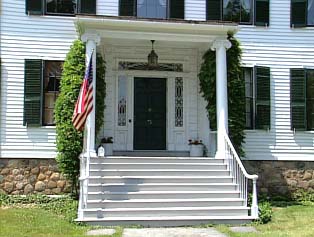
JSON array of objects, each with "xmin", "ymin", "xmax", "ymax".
[{"xmin": 134, "ymin": 78, "xmax": 166, "ymax": 150}]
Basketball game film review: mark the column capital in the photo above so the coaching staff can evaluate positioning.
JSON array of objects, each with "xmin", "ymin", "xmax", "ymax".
[
  {"xmin": 81, "ymin": 33, "xmax": 101, "ymax": 45},
  {"xmin": 211, "ymin": 39, "xmax": 232, "ymax": 51}
]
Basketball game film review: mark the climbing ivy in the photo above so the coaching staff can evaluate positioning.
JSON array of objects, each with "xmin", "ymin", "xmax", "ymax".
[
  {"xmin": 199, "ymin": 33, "xmax": 245, "ymax": 156},
  {"xmin": 54, "ymin": 40, "xmax": 106, "ymax": 194}
]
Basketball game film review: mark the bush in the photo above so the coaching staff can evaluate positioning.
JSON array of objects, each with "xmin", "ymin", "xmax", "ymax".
[
  {"xmin": 292, "ymin": 190, "xmax": 314, "ymax": 204},
  {"xmin": 257, "ymin": 201, "xmax": 273, "ymax": 224}
]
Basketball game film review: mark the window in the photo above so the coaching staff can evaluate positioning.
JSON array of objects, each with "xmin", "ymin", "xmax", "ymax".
[
  {"xmin": 118, "ymin": 76, "xmax": 127, "ymax": 126},
  {"xmin": 24, "ymin": 59, "xmax": 63, "ymax": 126},
  {"xmin": 26, "ymin": 0, "xmax": 96, "ymax": 15},
  {"xmin": 291, "ymin": 0, "xmax": 314, "ymax": 27},
  {"xmin": 119, "ymin": 0, "xmax": 185, "ymax": 19},
  {"xmin": 207, "ymin": 0, "xmax": 269, "ymax": 26},
  {"xmin": 243, "ymin": 66, "xmax": 271, "ymax": 129},
  {"xmin": 290, "ymin": 69, "xmax": 314, "ymax": 130}
]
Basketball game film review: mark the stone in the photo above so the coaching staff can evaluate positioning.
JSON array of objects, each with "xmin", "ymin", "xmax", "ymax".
[
  {"xmin": 45, "ymin": 171, "xmax": 52, "ymax": 176},
  {"xmin": 35, "ymin": 181, "xmax": 46, "ymax": 191},
  {"xmin": 12, "ymin": 190, "xmax": 21, "ymax": 195},
  {"xmin": 308, "ymin": 180, "xmax": 314, "ymax": 188},
  {"xmin": 48, "ymin": 165, "xmax": 58, "ymax": 172},
  {"xmin": 29, "ymin": 175, "xmax": 37, "ymax": 184},
  {"xmin": 44, "ymin": 189, "xmax": 53, "ymax": 195},
  {"xmin": 24, "ymin": 184, "xmax": 34, "ymax": 194},
  {"xmin": 47, "ymin": 181, "xmax": 57, "ymax": 189},
  {"xmin": 8, "ymin": 160, "xmax": 19, "ymax": 168},
  {"xmin": 303, "ymin": 171, "xmax": 313, "ymax": 181},
  {"xmin": 0, "ymin": 189, "xmax": 6, "ymax": 194},
  {"xmin": 287, "ymin": 179, "xmax": 298, "ymax": 188},
  {"xmin": 4, "ymin": 182, "xmax": 14, "ymax": 193},
  {"xmin": 15, "ymin": 175, "xmax": 24, "ymax": 181},
  {"xmin": 50, "ymin": 173, "xmax": 60, "ymax": 181},
  {"xmin": 230, "ymin": 227, "xmax": 258, "ymax": 233},
  {"xmin": 40, "ymin": 166, "xmax": 48, "ymax": 173},
  {"xmin": 5, "ymin": 175, "xmax": 14, "ymax": 182},
  {"xmin": 12, "ymin": 169, "xmax": 20, "ymax": 176},
  {"xmin": 122, "ymin": 228, "xmax": 227, "ymax": 237},
  {"xmin": 57, "ymin": 180, "xmax": 66, "ymax": 189},
  {"xmin": 16, "ymin": 182, "xmax": 24, "ymax": 190},
  {"xmin": 0, "ymin": 168, "xmax": 10, "ymax": 175},
  {"xmin": 37, "ymin": 173, "xmax": 46, "ymax": 181},
  {"xmin": 87, "ymin": 229, "xmax": 116, "ymax": 236},
  {"xmin": 52, "ymin": 188, "xmax": 61, "ymax": 194},
  {"xmin": 0, "ymin": 175, "xmax": 4, "ymax": 183},
  {"xmin": 298, "ymin": 181, "xmax": 309, "ymax": 189},
  {"xmin": 31, "ymin": 167, "xmax": 40, "ymax": 175}
]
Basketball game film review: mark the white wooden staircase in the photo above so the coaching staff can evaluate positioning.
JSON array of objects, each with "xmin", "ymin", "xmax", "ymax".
[{"xmin": 77, "ymin": 145, "xmax": 258, "ymax": 227}]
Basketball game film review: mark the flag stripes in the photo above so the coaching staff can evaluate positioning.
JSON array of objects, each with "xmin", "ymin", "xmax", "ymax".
[{"xmin": 72, "ymin": 53, "xmax": 94, "ymax": 131}]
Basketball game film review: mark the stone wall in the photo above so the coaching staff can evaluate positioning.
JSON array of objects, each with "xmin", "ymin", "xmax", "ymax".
[
  {"xmin": 0, "ymin": 159, "xmax": 71, "ymax": 195},
  {"xmin": 243, "ymin": 160, "xmax": 314, "ymax": 197}
]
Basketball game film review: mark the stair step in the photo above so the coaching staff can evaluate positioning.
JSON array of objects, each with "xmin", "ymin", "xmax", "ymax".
[
  {"xmin": 86, "ymin": 198, "xmax": 245, "ymax": 208},
  {"xmin": 88, "ymin": 183, "xmax": 237, "ymax": 192},
  {"xmin": 88, "ymin": 190, "xmax": 240, "ymax": 200},
  {"xmin": 83, "ymin": 206, "xmax": 249, "ymax": 218},
  {"xmin": 89, "ymin": 163, "xmax": 227, "ymax": 170},
  {"xmin": 88, "ymin": 176, "xmax": 234, "ymax": 184},
  {"xmin": 77, "ymin": 215, "xmax": 253, "ymax": 226},
  {"xmin": 90, "ymin": 169, "xmax": 230, "ymax": 176},
  {"xmin": 90, "ymin": 157, "xmax": 225, "ymax": 164}
]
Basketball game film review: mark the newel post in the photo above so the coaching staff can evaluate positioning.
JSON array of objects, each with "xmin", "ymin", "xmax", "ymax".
[{"xmin": 251, "ymin": 176, "xmax": 259, "ymax": 218}]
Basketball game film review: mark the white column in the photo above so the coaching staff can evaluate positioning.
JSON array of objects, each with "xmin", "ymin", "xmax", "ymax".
[
  {"xmin": 82, "ymin": 33, "xmax": 101, "ymax": 155},
  {"xmin": 211, "ymin": 39, "xmax": 231, "ymax": 158}
]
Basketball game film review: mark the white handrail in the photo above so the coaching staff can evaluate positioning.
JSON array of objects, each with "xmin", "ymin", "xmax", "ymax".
[{"xmin": 222, "ymin": 130, "xmax": 259, "ymax": 219}]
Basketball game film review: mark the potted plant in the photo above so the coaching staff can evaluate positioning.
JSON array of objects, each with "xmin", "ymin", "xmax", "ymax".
[
  {"xmin": 188, "ymin": 139, "xmax": 204, "ymax": 157},
  {"xmin": 100, "ymin": 137, "xmax": 113, "ymax": 156}
]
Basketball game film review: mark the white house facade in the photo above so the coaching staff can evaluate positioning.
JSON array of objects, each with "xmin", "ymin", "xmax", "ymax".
[{"xmin": 0, "ymin": 0, "xmax": 314, "ymax": 226}]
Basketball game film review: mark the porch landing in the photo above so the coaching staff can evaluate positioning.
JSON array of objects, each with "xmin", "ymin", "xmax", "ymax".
[
  {"xmin": 113, "ymin": 150, "xmax": 190, "ymax": 157},
  {"xmin": 77, "ymin": 156, "xmax": 254, "ymax": 227}
]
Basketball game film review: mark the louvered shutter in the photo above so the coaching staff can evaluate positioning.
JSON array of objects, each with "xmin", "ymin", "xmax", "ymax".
[
  {"xmin": 119, "ymin": 0, "xmax": 136, "ymax": 16},
  {"xmin": 255, "ymin": 0, "xmax": 269, "ymax": 26},
  {"xmin": 291, "ymin": 0, "xmax": 307, "ymax": 27},
  {"xmin": 290, "ymin": 69, "xmax": 306, "ymax": 130},
  {"xmin": 78, "ymin": 0, "xmax": 96, "ymax": 14},
  {"xmin": 255, "ymin": 66, "xmax": 270, "ymax": 129},
  {"xmin": 25, "ymin": 0, "xmax": 43, "ymax": 15},
  {"xmin": 24, "ymin": 59, "xmax": 43, "ymax": 126},
  {"xmin": 170, "ymin": 0, "xmax": 185, "ymax": 19},
  {"xmin": 306, "ymin": 70, "xmax": 314, "ymax": 130},
  {"xmin": 206, "ymin": 0, "xmax": 221, "ymax": 20}
]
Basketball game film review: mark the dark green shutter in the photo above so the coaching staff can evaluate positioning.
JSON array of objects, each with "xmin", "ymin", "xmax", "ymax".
[
  {"xmin": 119, "ymin": 0, "xmax": 136, "ymax": 16},
  {"xmin": 255, "ymin": 0, "xmax": 269, "ymax": 26},
  {"xmin": 291, "ymin": 0, "xmax": 307, "ymax": 27},
  {"xmin": 25, "ymin": 0, "xmax": 43, "ymax": 15},
  {"xmin": 24, "ymin": 59, "xmax": 43, "ymax": 126},
  {"xmin": 255, "ymin": 66, "xmax": 270, "ymax": 129},
  {"xmin": 206, "ymin": 0, "xmax": 221, "ymax": 20},
  {"xmin": 290, "ymin": 69, "xmax": 306, "ymax": 130},
  {"xmin": 306, "ymin": 70, "xmax": 314, "ymax": 130},
  {"xmin": 78, "ymin": 0, "xmax": 96, "ymax": 14},
  {"xmin": 170, "ymin": 0, "xmax": 185, "ymax": 19}
]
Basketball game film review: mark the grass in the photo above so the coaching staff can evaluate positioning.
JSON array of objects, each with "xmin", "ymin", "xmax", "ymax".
[
  {"xmin": 217, "ymin": 204, "xmax": 314, "ymax": 237},
  {"xmin": 1, "ymin": 199, "xmax": 314, "ymax": 237}
]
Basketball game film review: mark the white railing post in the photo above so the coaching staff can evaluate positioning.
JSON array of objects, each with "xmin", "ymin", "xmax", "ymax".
[{"xmin": 251, "ymin": 178, "xmax": 259, "ymax": 218}]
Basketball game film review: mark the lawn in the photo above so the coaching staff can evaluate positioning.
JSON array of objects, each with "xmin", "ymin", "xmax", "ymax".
[{"xmin": 0, "ymin": 201, "xmax": 314, "ymax": 237}]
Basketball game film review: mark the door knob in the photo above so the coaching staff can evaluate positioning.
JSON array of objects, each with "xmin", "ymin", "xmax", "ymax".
[{"xmin": 147, "ymin": 119, "xmax": 152, "ymax": 125}]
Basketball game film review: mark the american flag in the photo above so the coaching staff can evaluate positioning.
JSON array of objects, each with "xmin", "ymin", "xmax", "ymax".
[{"xmin": 72, "ymin": 53, "xmax": 94, "ymax": 131}]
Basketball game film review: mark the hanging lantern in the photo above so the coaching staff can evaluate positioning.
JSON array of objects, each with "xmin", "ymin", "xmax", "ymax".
[{"xmin": 148, "ymin": 40, "xmax": 158, "ymax": 69}]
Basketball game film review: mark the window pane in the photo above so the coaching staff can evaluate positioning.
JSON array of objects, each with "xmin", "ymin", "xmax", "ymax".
[
  {"xmin": 44, "ymin": 61, "xmax": 63, "ymax": 125},
  {"xmin": 223, "ymin": 0, "xmax": 240, "ymax": 22},
  {"xmin": 307, "ymin": 70, "xmax": 314, "ymax": 130},
  {"xmin": 46, "ymin": 0, "xmax": 76, "ymax": 14},
  {"xmin": 308, "ymin": 0, "xmax": 314, "ymax": 25},
  {"xmin": 240, "ymin": 0, "xmax": 251, "ymax": 23},
  {"xmin": 118, "ymin": 76, "xmax": 127, "ymax": 126},
  {"xmin": 243, "ymin": 68, "xmax": 253, "ymax": 129},
  {"xmin": 137, "ymin": 0, "xmax": 167, "ymax": 18},
  {"xmin": 175, "ymin": 77, "xmax": 183, "ymax": 127}
]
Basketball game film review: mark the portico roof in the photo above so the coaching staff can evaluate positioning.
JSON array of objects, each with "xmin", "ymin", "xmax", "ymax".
[{"xmin": 77, "ymin": 15, "xmax": 238, "ymax": 43}]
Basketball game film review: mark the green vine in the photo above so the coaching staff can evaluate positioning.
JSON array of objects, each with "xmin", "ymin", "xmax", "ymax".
[
  {"xmin": 199, "ymin": 33, "xmax": 245, "ymax": 156},
  {"xmin": 54, "ymin": 40, "xmax": 106, "ymax": 194}
]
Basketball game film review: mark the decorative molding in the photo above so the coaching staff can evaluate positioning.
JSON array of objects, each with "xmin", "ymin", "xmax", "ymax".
[
  {"xmin": 211, "ymin": 39, "xmax": 232, "ymax": 51},
  {"xmin": 81, "ymin": 33, "xmax": 101, "ymax": 45},
  {"xmin": 118, "ymin": 61, "xmax": 183, "ymax": 72}
]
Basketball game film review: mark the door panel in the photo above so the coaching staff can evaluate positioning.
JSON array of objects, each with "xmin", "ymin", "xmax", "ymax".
[{"xmin": 134, "ymin": 78, "xmax": 166, "ymax": 150}]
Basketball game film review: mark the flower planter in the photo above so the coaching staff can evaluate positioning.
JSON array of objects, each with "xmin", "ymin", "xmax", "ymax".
[
  {"xmin": 102, "ymin": 143, "xmax": 113, "ymax": 156},
  {"xmin": 189, "ymin": 144, "xmax": 204, "ymax": 157}
]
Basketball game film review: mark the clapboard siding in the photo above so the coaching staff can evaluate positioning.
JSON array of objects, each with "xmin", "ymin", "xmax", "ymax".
[
  {"xmin": 1, "ymin": 0, "xmax": 314, "ymax": 161},
  {"xmin": 0, "ymin": 0, "xmax": 77, "ymax": 158}
]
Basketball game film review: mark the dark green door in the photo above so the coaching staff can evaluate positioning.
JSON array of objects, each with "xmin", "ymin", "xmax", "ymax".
[{"xmin": 134, "ymin": 78, "xmax": 166, "ymax": 150}]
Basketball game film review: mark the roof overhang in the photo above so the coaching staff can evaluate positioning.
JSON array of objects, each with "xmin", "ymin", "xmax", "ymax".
[{"xmin": 77, "ymin": 15, "xmax": 238, "ymax": 44}]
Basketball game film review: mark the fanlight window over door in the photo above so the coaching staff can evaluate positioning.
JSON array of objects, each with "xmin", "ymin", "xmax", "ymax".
[{"xmin": 137, "ymin": 0, "xmax": 167, "ymax": 18}]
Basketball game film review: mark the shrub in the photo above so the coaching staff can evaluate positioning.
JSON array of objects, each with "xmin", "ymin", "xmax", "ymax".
[
  {"xmin": 292, "ymin": 189, "xmax": 314, "ymax": 204},
  {"xmin": 54, "ymin": 40, "xmax": 106, "ymax": 195},
  {"xmin": 257, "ymin": 201, "xmax": 273, "ymax": 224}
]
